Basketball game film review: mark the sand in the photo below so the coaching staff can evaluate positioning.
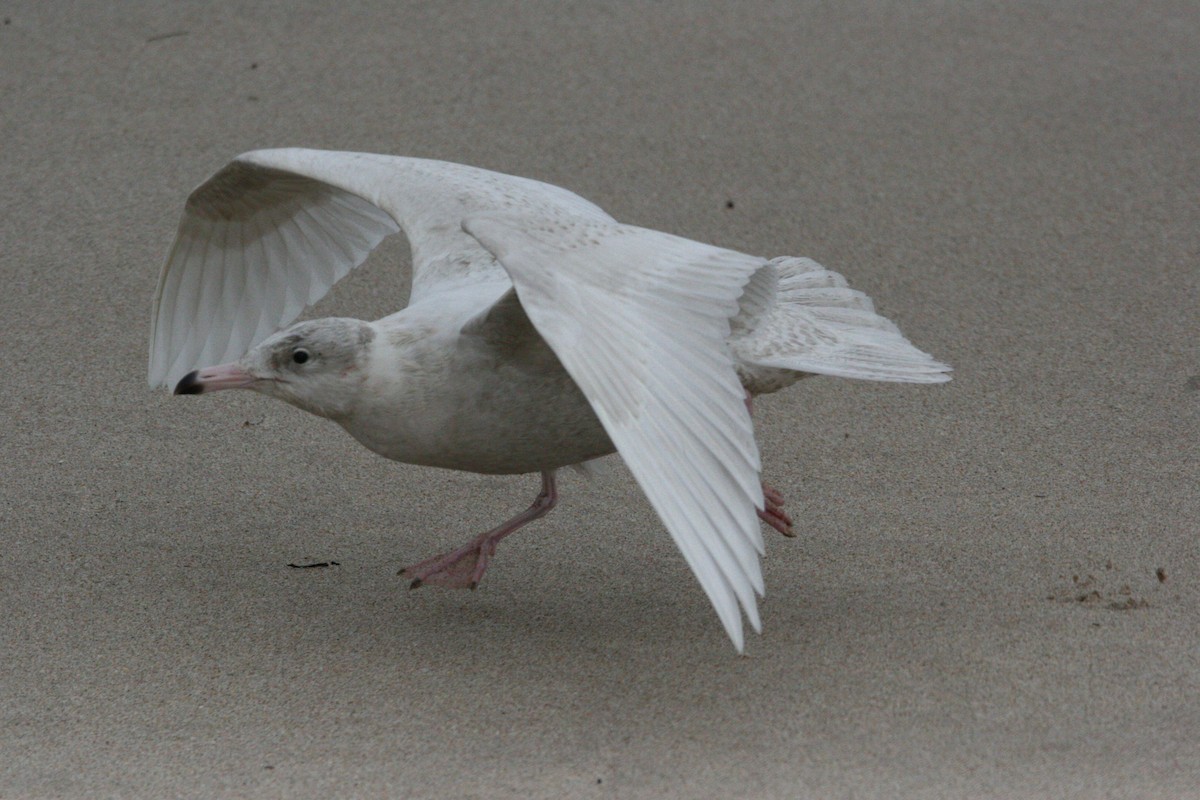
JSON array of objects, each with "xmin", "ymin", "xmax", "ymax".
[{"xmin": 2, "ymin": 2, "xmax": 1197, "ymax": 797}]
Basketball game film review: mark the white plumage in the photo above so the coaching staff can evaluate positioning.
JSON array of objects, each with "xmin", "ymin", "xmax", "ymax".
[{"xmin": 150, "ymin": 148, "xmax": 950, "ymax": 651}]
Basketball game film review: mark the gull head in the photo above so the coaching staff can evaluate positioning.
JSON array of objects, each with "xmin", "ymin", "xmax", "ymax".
[{"xmin": 174, "ymin": 318, "xmax": 376, "ymax": 420}]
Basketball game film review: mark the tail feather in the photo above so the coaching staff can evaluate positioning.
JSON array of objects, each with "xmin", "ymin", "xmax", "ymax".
[
  {"xmin": 784, "ymin": 286, "xmax": 876, "ymax": 312},
  {"xmin": 733, "ymin": 257, "xmax": 951, "ymax": 386}
]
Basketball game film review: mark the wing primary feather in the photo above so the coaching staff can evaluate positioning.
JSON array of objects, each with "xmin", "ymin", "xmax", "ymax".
[
  {"xmin": 636, "ymin": 467, "xmax": 746, "ymax": 650},
  {"xmin": 194, "ymin": 220, "xmax": 243, "ymax": 368},
  {"xmin": 275, "ymin": 215, "xmax": 312, "ymax": 322},
  {"xmin": 163, "ymin": 221, "xmax": 223, "ymax": 384},
  {"xmin": 213, "ymin": 218, "xmax": 254, "ymax": 363},
  {"xmin": 242, "ymin": 214, "xmax": 275, "ymax": 348},
  {"xmin": 294, "ymin": 202, "xmax": 348, "ymax": 291},
  {"xmin": 653, "ymin": 390, "xmax": 764, "ymax": 517},
  {"xmin": 256, "ymin": 206, "xmax": 293, "ymax": 344},
  {"xmin": 638, "ymin": 409, "xmax": 764, "ymax": 596},
  {"xmin": 226, "ymin": 212, "xmax": 273, "ymax": 363},
  {"xmin": 154, "ymin": 230, "xmax": 199, "ymax": 382}
]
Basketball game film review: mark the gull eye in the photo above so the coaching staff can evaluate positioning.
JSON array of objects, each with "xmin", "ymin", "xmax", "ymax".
[{"xmin": 292, "ymin": 348, "xmax": 310, "ymax": 365}]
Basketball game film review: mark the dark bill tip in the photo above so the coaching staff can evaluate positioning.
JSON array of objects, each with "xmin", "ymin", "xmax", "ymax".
[{"xmin": 174, "ymin": 370, "xmax": 203, "ymax": 395}]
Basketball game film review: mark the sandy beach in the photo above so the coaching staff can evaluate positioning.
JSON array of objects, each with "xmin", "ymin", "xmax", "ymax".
[{"xmin": 2, "ymin": 2, "xmax": 1197, "ymax": 797}]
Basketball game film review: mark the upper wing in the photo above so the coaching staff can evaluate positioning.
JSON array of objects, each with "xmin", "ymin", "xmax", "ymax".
[
  {"xmin": 148, "ymin": 148, "xmax": 613, "ymax": 388},
  {"xmin": 463, "ymin": 213, "xmax": 768, "ymax": 652}
]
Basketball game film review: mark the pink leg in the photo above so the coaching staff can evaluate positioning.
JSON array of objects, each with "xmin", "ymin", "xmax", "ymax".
[
  {"xmin": 400, "ymin": 470, "xmax": 559, "ymax": 590},
  {"xmin": 745, "ymin": 392, "xmax": 795, "ymax": 537},
  {"xmin": 758, "ymin": 483, "xmax": 794, "ymax": 537}
]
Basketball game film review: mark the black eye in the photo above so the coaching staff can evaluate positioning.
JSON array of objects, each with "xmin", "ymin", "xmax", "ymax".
[{"xmin": 292, "ymin": 348, "xmax": 310, "ymax": 364}]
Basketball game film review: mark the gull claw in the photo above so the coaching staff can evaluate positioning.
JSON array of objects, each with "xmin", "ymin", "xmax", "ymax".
[
  {"xmin": 398, "ymin": 471, "xmax": 559, "ymax": 591},
  {"xmin": 759, "ymin": 481, "xmax": 795, "ymax": 537}
]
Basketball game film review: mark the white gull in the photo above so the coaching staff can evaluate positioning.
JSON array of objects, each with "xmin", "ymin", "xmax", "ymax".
[{"xmin": 148, "ymin": 148, "xmax": 950, "ymax": 651}]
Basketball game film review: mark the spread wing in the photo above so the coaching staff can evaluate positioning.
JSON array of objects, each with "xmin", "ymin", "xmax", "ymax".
[
  {"xmin": 148, "ymin": 148, "xmax": 613, "ymax": 388},
  {"xmin": 463, "ymin": 214, "xmax": 768, "ymax": 652}
]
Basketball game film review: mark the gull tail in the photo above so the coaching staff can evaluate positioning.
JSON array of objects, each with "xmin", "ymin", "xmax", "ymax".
[{"xmin": 732, "ymin": 256, "xmax": 952, "ymax": 386}]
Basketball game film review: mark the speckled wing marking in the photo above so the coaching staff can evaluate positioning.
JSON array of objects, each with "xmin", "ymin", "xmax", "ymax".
[
  {"xmin": 732, "ymin": 257, "xmax": 952, "ymax": 383},
  {"xmin": 149, "ymin": 149, "xmax": 614, "ymax": 388},
  {"xmin": 464, "ymin": 213, "xmax": 768, "ymax": 652}
]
